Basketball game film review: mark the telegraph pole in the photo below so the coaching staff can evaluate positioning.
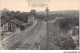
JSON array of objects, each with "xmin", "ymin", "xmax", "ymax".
[{"xmin": 45, "ymin": 7, "xmax": 49, "ymax": 50}]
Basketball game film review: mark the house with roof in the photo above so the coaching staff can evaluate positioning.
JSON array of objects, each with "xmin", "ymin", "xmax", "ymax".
[
  {"xmin": 69, "ymin": 26, "xmax": 79, "ymax": 36},
  {"xmin": 28, "ymin": 14, "xmax": 34, "ymax": 24},
  {"xmin": 1, "ymin": 18, "xmax": 24, "ymax": 34},
  {"xmin": 27, "ymin": 10, "xmax": 36, "ymax": 24}
]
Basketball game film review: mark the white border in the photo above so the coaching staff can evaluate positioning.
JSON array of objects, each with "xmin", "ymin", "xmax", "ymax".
[
  {"xmin": 0, "ymin": 50, "xmax": 80, "ymax": 53},
  {"xmin": 0, "ymin": 0, "xmax": 80, "ymax": 53},
  {"xmin": 79, "ymin": 0, "xmax": 80, "ymax": 50}
]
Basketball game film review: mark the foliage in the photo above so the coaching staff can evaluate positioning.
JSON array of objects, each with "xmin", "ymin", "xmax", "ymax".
[
  {"xmin": 48, "ymin": 12, "xmax": 79, "ymax": 49},
  {"xmin": 48, "ymin": 23, "xmax": 77, "ymax": 50},
  {"xmin": 54, "ymin": 17, "xmax": 79, "ymax": 32},
  {"xmin": 1, "ymin": 9, "xmax": 30, "ymax": 23}
]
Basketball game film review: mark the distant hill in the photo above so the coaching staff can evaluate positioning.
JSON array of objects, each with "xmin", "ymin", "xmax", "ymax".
[
  {"xmin": 36, "ymin": 10, "xmax": 79, "ymax": 20},
  {"xmin": 36, "ymin": 10, "xmax": 79, "ymax": 16},
  {"xmin": 37, "ymin": 10, "xmax": 79, "ymax": 14}
]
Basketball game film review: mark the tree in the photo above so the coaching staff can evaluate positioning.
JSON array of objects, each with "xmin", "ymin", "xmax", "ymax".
[{"xmin": 48, "ymin": 21, "xmax": 77, "ymax": 50}]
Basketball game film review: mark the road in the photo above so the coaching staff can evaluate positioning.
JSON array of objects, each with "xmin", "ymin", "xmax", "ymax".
[{"xmin": 16, "ymin": 19, "xmax": 47, "ymax": 50}]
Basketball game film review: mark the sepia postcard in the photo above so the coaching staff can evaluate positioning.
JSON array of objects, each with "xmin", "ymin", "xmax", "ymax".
[{"xmin": 0, "ymin": 0, "xmax": 79, "ymax": 52}]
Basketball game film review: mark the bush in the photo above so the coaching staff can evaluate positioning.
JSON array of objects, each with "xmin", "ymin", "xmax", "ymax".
[
  {"xmin": 55, "ymin": 17, "xmax": 79, "ymax": 32},
  {"xmin": 48, "ymin": 22, "xmax": 77, "ymax": 50}
]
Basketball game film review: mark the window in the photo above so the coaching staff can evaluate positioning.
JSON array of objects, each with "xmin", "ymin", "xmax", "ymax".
[{"xmin": 8, "ymin": 22, "xmax": 11, "ymax": 31}]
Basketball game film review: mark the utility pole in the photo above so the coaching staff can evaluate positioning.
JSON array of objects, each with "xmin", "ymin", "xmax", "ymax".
[{"xmin": 45, "ymin": 7, "xmax": 49, "ymax": 50}]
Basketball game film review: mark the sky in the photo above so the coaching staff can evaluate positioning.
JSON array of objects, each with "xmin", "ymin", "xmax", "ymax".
[{"xmin": 0, "ymin": 0, "xmax": 79, "ymax": 12}]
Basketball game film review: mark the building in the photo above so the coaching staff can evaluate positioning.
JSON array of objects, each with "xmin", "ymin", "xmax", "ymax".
[
  {"xmin": 69, "ymin": 26, "xmax": 79, "ymax": 46},
  {"xmin": 69, "ymin": 26, "xmax": 79, "ymax": 36},
  {"xmin": 28, "ymin": 14, "xmax": 34, "ymax": 24},
  {"xmin": 1, "ymin": 18, "xmax": 24, "ymax": 34},
  {"xmin": 27, "ymin": 10, "xmax": 36, "ymax": 24}
]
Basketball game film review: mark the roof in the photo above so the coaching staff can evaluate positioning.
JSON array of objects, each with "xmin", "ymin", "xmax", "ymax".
[
  {"xmin": 10, "ymin": 19, "xmax": 24, "ymax": 26},
  {"xmin": 1, "ymin": 17, "xmax": 24, "ymax": 26}
]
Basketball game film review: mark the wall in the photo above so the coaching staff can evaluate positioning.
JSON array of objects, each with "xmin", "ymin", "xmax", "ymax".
[
  {"xmin": 4, "ymin": 22, "xmax": 8, "ymax": 32},
  {"xmin": 3, "ymin": 21, "xmax": 17, "ymax": 32},
  {"xmin": 11, "ymin": 22, "xmax": 16, "ymax": 32}
]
